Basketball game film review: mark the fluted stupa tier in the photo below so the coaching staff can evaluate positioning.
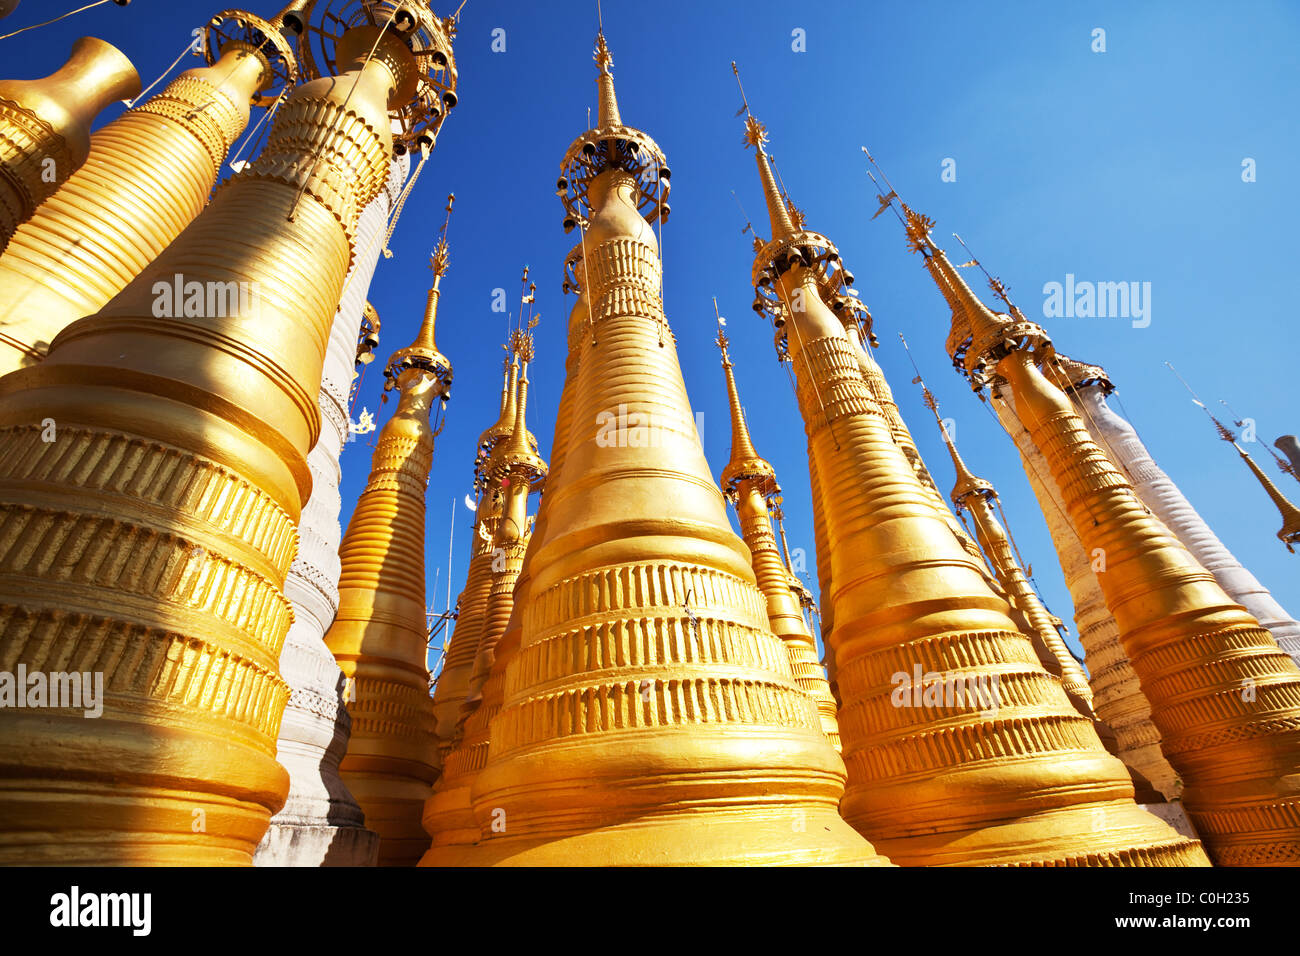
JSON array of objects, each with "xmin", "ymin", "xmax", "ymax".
[
  {"xmin": 990, "ymin": 386, "xmax": 1180, "ymax": 799},
  {"xmin": 0, "ymin": 18, "xmax": 417, "ymax": 865},
  {"xmin": 450, "ymin": 35, "xmax": 885, "ymax": 867},
  {"xmin": 254, "ymin": 142, "xmax": 413, "ymax": 868},
  {"xmin": 750, "ymin": 119, "xmax": 1205, "ymax": 866},
  {"xmin": 717, "ymin": 329, "xmax": 840, "ymax": 750},
  {"xmin": 902, "ymin": 201, "xmax": 1300, "ymax": 865},
  {"xmin": 0, "ymin": 36, "xmax": 139, "ymax": 253},
  {"xmin": 429, "ymin": 359, "xmax": 518, "ymax": 751},
  {"xmin": 423, "ymin": 294, "xmax": 587, "ymax": 862},
  {"xmin": 325, "ymin": 230, "xmax": 455, "ymax": 867},
  {"xmin": 1054, "ymin": 357, "xmax": 1300, "ymax": 663},
  {"xmin": 0, "ymin": 5, "xmax": 300, "ymax": 376},
  {"xmin": 924, "ymin": 388, "xmax": 1095, "ymax": 711},
  {"xmin": 421, "ymin": 330, "xmax": 546, "ymax": 862}
]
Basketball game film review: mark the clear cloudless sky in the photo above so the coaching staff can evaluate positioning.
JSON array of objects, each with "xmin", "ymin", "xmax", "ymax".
[{"xmin": 7, "ymin": 0, "xmax": 1298, "ymax": 669}]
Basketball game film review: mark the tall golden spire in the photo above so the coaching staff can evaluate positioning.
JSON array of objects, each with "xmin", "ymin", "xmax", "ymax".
[
  {"xmin": 430, "ymin": 348, "xmax": 515, "ymax": 752},
  {"xmin": 328, "ymin": 218, "xmax": 456, "ymax": 867},
  {"xmin": 743, "ymin": 120, "xmax": 1206, "ymax": 866},
  {"xmin": 421, "ymin": 290, "xmax": 547, "ymax": 865},
  {"xmin": 439, "ymin": 31, "xmax": 883, "ymax": 866},
  {"xmin": 424, "ymin": 298, "xmax": 575, "ymax": 865},
  {"xmin": 593, "ymin": 30, "xmax": 622, "ymax": 129},
  {"xmin": 432, "ymin": 264, "xmax": 537, "ymax": 753},
  {"xmin": 1189, "ymin": 395, "xmax": 1300, "ymax": 552},
  {"xmin": 717, "ymin": 322, "xmax": 840, "ymax": 749},
  {"xmin": 883, "ymin": 173, "xmax": 1300, "ymax": 864},
  {"xmin": 0, "ymin": 6, "xmax": 450, "ymax": 865},
  {"xmin": 464, "ymin": 326, "xmax": 546, "ymax": 707},
  {"xmin": 914, "ymin": 367, "xmax": 1094, "ymax": 711}
]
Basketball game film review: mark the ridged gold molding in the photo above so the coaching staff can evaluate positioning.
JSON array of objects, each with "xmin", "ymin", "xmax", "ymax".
[
  {"xmin": 0, "ymin": 24, "xmax": 414, "ymax": 866},
  {"xmin": 453, "ymin": 35, "xmax": 886, "ymax": 866},
  {"xmin": 0, "ymin": 36, "xmax": 139, "ymax": 253},
  {"xmin": 421, "ymin": 332, "xmax": 546, "ymax": 862},
  {"xmin": 421, "ymin": 296, "xmax": 586, "ymax": 863},
  {"xmin": 0, "ymin": 7, "xmax": 296, "ymax": 376},
  {"xmin": 717, "ymin": 329, "xmax": 840, "ymax": 750},
  {"xmin": 990, "ymin": 385, "xmax": 1180, "ymax": 799},
  {"xmin": 923, "ymin": 386, "xmax": 1094, "ymax": 710},
  {"xmin": 748, "ymin": 117, "xmax": 1205, "ymax": 866},
  {"xmin": 905, "ymin": 204, "xmax": 1300, "ymax": 865},
  {"xmin": 429, "ymin": 359, "xmax": 517, "ymax": 752},
  {"xmin": 326, "ymin": 243, "xmax": 454, "ymax": 868}
]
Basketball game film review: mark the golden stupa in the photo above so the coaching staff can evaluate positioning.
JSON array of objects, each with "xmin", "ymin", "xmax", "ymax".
[
  {"xmin": 446, "ymin": 31, "xmax": 886, "ymax": 867},
  {"xmin": 0, "ymin": 35, "xmax": 139, "ymax": 253},
  {"xmin": 0, "ymin": 0, "xmax": 453, "ymax": 865},
  {"xmin": 741, "ymin": 109, "xmax": 1205, "ymax": 866},
  {"xmin": 897, "ymin": 199, "xmax": 1300, "ymax": 866},
  {"xmin": 715, "ymin": 325, "xmax": 840, "ymax": 750},
  {"xmin": 325, "ymin": 230, "xmax": 454, "ymax": 867},
  {"xmin": 420, "ymin": 318, "xmax": 546, "ymax": 863},
  {"xmin": 0, "ymin": 4, "xmax": 302, "ymax": 375}
]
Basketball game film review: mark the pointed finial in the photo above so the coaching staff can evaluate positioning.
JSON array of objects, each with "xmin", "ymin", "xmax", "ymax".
[
  {"xmin": 718, "ymin": 307, "xmax": 777, "ymax": 501},
  {"xmin": 714, "ymin": 297, "xmax": 731, "ymax": 363},
  {"xmin": 595, "ymin": 30, "xmax": 613, "ymax": 74},
  {"xmin": 429, "ymin": 193, "xmax": 455, "ymax": 280},
  {"xmin": 1166, "ymin": 362, "xmax": 1300, "ymax": 549},
  {"xmin": 900, "ymin": 333, "xmax": 992, "ymax": 507}
]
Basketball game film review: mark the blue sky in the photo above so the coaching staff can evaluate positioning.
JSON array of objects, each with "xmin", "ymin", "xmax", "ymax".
[{"xmin": 9, "ymin": 1, "xmax": 1298, "ymax": 667}]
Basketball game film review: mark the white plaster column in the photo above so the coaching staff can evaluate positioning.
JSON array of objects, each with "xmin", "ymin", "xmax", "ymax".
[
  {"xmin": 1074, "ymin": 384, "xmax": 1300, "ymax": 663},
  {"xmin": 254, "ymin": 146, "xmax": 410, "ymax": 866}
]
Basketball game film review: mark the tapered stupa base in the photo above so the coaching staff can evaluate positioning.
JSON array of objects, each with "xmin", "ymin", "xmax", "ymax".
[
  {"xmin": 0, "ymin": 712, "xmax": 287, "ymax": 866},
  {"xmin": 450, "ymin": 727, "xmax": 891, "ymax": 867},
  {"xmin": 342, "ymin": 771, "xmax": 436, "ymax": 867},
  {"xmin": 428, "ymin": 808, "xmax": 888, "ymax": 867}
]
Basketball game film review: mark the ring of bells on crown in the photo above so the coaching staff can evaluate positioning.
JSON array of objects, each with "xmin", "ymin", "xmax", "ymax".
[
  {"xmin": 751, "ymin": 229, "xmax": 858, "ymax": 356},
  {"xmin": 205, "ymin": 9, "xmax": 299, "ymax": 107},
  {"xmin": 296, "ymin": 0, "xmax": 458, "ymax": 153},
  {"xmin": 557, "ymin": 130, "xmax": 670, "ymax": 229}
]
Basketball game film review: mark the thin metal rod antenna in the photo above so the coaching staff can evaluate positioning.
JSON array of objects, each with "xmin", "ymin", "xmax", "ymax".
[
  {"xmin": 861, "ymin": 145, "xmax": 903, "ymax": 197},
  {"xmin": 1167, "ymin": 362, "xmax": 1237, "ymax": 438},
  {"xmin": 0, "ymin": 0, "xmax": 115, "ymax": 41},
  {"xmin": 1220, "ymin": 399, "xmax": 1290, "ymax": 471},
  {"xmin": 729, "ymin": 189, "xmax": 755, "ymax": 237},
  {"xmin": 899, "ymin": 332, "xmax": 947, "ymax": 435},
  {"xmin": 731, "ymin": 60, "xmax": 751, "ymax": 117},
  {"xmin": 597, "ymin": 0, "xmax": 603, "ymax": 33},
  {"xmin": 952, "ymin": 233, "xmax": 997, "ymax": 286},
  {"xmin": 452, "ymin": 0, "xmax": 469, "ymax": 21},
  {"xmin": 866, "ymin": 171, "xmax": 907, "ymax": 228},
  {"xmin": 446, "ymin": 496, "xmax": 455, "ymax": 615}
]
